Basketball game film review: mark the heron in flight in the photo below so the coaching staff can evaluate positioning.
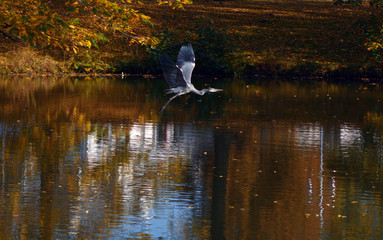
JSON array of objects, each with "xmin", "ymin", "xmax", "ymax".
[{"xmin": 159, "ymin": 44, "xmax": 223, "ymax": 113}]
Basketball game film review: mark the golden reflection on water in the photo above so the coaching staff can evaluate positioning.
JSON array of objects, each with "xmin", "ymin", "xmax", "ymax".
[{"xmin": 0, "ymin": 76, "xmax": 383, "ymax": 239}]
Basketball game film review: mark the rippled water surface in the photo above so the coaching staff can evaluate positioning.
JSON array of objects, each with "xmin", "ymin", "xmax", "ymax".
[{"xmin": 1, "ymin": 76, "xmax": 383, "ymax": 239}]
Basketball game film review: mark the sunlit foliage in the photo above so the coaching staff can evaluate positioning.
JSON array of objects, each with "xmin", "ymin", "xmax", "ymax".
[
  {"xmin": 365, "ymin": 19, "xmax": 383, "ymax": 59},
  {"xmin": 0, "ymin": 1, "xmax": 64, "ymax": 50},
  {"xmin": 0, "ymin": 0, "xmax": 191, "ymax": 54}
]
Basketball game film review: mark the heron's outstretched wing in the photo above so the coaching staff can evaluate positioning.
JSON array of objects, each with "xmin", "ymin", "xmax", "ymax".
[
  {"xmin": 159, "ymin": 54, "xmax": 187, "ymax": 88},
  {"xmin": 176, "ymin": 44, "xmax": 195, "ymax": 84}
]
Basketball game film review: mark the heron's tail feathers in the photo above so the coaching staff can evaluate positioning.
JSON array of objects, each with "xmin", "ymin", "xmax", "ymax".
[{"xmin": 164, "ymin": 87, "xmax": 184, "ymax": 95}]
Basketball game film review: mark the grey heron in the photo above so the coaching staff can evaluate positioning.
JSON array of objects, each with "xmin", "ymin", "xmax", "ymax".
[{"xmin": 159, "ymin": 44, "xmax": 223, "ymax": 113}]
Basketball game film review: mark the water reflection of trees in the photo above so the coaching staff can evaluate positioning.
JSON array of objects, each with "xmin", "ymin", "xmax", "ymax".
[
  {"xmin": 1, "ymin": 77, "xmax": 383, "ymax": 239},
  {"xmin": 0, "ymin": 77, "xmax": 217, "ymax": 238},
  {"xmin": 207, "ymin": 80, "xmax": 383, "ymax": 239},
  {"xmin": 214, "ymin": 120, "xmax": 383, "ymax": 239},
  {"xmin": 0, "ymin": 120, "xmax": 215, "ymax": 238}
]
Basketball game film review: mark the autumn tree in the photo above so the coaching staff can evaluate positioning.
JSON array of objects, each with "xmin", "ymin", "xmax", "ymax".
[{"xmin": 0, "ymin": 0, "xmax": 190, "ymax": 54}]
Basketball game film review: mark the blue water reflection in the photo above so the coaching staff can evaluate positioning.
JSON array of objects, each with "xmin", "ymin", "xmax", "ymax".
[
  {"xmin": 0, "ymin": 121, "xmax": 214, "ymax": 239},
  {"xmin": 68, "ymin": 122, "xmax": 213, "ymax": 239}
]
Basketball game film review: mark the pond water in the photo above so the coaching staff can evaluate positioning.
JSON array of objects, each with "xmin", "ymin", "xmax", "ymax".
[{"xmin": 0, "ymin": 76, "xmax": 383, "ymax": 239}]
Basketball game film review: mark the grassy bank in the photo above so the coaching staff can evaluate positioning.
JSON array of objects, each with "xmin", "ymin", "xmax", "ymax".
[{"xmin": 0, "ymin": 0, "xmax": 382, "ymax": 79}]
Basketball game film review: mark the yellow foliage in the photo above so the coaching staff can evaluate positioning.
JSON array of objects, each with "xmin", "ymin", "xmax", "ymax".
[{"xmin": 0, "ymin": 0, "xmax": 190, "ymax": 54}]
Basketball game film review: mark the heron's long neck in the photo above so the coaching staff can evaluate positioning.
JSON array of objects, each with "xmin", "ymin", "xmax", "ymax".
[
  {"xmin": 198, "ymin": 88, "xmax": 209, "ymax": 95},
  {"xmin": 190, "ymin": 84, "xmax": 207, "ymax": 96}
]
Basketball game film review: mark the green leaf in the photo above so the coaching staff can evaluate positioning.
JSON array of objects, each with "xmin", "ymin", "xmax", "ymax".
[
  {"xmin": 55, "ymin": 18, "xmax": 69, "ymax": 28},
  {"xmin": 66, "ymin": 7, "xmax": 76, "ymax": 12},
  {"xmin": 103, "ymin": 11, "xmax": 111, "ymax": 17},
  {"xmin": 139, "ymin": 15, "xmax": 153, "ymax": 27},
  {"xmin": 97, "ymin": 33, "xmax": 109, "ymax": 42},
  {"xmin": 91, "ymin": 38, "xmax": 99, "ymax": 49},
  {"xmin": 95, "ymin": 65, "xmax": 104, "ymax": 70},
  {"xmin": 70, "ymin": 18, "xmax": 80, "ymax": 24},
  {"xmin": 9, "ymin": 27, "xmax": 19, "ymax": 36}
]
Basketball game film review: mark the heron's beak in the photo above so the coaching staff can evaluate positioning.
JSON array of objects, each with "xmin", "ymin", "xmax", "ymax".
[{"xmin": 210, "ymin": 88, "xmax": 223, "ymax": 92}]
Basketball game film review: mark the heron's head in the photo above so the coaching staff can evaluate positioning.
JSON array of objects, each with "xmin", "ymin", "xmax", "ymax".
[{"xmin": 199, "ymin": 87, "xmax": 223, "ymax": 95}]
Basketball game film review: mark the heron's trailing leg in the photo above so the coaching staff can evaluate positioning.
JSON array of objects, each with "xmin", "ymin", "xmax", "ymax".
[{"xmin": 159, "ymin": 92, "xmax": 184, "ymax": 113}]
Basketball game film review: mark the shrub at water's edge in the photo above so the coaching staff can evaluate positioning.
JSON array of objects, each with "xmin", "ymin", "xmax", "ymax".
[{"xmin": 0, "ymin": 45, "xmax": 66, "ymax": 75}]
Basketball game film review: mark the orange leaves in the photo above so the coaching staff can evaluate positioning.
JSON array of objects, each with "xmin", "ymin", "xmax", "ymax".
[
  {"xmin": 0, "ymin": 0, "xmax": 193, "ymax": 72},
  {"xmin": 0, "ymin": 0, "xmax": 189, "ymax": 56},
  {"xmin": 1, "ymin": 1, "xmax": 77, "ymax": 51}
]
